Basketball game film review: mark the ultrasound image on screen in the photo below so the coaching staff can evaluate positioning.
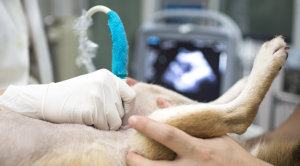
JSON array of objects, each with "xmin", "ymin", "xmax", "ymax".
[{"xmin": 145, "ymin": 36, "xmax": 227, "ymax": 102}]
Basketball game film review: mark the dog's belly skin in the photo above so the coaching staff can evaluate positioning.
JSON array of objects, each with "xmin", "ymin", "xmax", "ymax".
[{"xmin": 0, "ymin": 111, "xmax": 135, "ymax": 165}]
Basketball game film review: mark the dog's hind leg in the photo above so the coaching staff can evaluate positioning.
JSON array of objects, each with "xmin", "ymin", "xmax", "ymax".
[{"xmin": 131, "ymin": 36, "xmax": 289, "ymax": 160}]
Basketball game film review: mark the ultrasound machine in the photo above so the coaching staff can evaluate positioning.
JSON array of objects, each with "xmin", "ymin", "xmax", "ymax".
[{"xmin": 133, "ymin": 9, "xmax": 243, "ymax": 102}]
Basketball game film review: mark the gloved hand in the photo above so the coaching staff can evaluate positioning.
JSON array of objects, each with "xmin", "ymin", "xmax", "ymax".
[{"xmin": 0, "ymin": 69, "xmax": 136, "ymax": 131}]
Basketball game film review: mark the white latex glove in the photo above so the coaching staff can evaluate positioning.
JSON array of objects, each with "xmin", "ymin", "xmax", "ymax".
[{"xmin": 0, "ymin": 69, "xmax": 136, "ymax": 131}]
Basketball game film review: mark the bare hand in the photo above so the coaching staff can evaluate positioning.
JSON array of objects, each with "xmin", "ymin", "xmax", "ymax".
[{"xmin": 126, "ymin": 116, "xmax": 272, "ymax": 166}]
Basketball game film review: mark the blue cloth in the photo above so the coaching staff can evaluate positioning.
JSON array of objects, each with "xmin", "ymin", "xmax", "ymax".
[{"xmin": 107, "ymin": 11, "xmax": 128, "ymax": 79}]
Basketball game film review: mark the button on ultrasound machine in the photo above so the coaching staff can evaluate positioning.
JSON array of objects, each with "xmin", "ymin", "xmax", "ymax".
[{"xmin": 134, "ymin": 9, "xmax": 243, "ymax": 102}]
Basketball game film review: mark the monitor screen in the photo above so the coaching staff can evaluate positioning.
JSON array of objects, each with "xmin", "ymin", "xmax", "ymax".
[{"xmin": 145, "ymin": 36, "xmax": 227, "ymax": 102}]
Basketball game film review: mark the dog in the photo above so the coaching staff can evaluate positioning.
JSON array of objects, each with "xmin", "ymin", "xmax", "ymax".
[{"xmin": 0, "ymin": 36, "xmax": 298, "ymax": 166}]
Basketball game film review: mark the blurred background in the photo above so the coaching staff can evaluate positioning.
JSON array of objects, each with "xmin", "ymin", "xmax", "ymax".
[{"xmin": 35, "ymin": 0, "xmax": 299, "ymax": 137}]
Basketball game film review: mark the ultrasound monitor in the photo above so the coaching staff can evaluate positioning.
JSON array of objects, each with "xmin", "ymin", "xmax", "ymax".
[{"xmin": 145, "ymin": 37, "xmax": 227, "ymax": 102}]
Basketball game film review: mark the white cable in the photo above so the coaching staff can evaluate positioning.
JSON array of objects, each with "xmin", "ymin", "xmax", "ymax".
[{"xmin": 85, "ymin": 5, "xmax": 112, "ymax": 19}]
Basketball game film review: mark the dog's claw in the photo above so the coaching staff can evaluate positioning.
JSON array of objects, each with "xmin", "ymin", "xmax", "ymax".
[
  {"xmin": 286, "ymin": 52, "xmax": 289, "ymax": 60},
  {"xmin": 279, "ymin": 67, "xmax": 282, "ymax": 71},
  {"xmin": 285, "ymin": 46, "xmax": 291, "ymax": 50}
]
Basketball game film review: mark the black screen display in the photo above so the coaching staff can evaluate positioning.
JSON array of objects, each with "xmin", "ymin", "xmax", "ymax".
[{"xmin": 145, "ymin": 36, "xmax": 227, "ymax": 102}]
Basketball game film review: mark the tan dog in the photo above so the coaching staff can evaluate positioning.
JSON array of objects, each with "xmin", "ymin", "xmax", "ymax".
[{"xmin": 0, "ymin": 36, "xmax": 298, "ymax": 166}]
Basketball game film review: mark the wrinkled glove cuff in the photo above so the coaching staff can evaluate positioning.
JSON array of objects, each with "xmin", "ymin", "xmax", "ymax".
[
  {"xmin": 0, "ymin": 84, "xmax": 49, "ymax": 119},
  {"xmin": 0, "ymin": 85, "xmax": 19, "ymax": 111}
]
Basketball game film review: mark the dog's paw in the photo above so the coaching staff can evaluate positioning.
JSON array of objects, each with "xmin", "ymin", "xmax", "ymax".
[{"xmin": 253, "ymin": 36, "xmax": 289, "ymax": 75}]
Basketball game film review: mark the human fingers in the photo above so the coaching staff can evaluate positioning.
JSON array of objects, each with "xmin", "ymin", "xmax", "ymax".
[
  {"xmin": 126, "ymin": 77, "xmax": 138, "ymax": 87},
  {"xmin": 126, "ymin": 152, "xmax": 174, "ymax": 166},
  {"xmin": 92, "ymin": 69, "xmax": 124, "ymax": 129},
  {"xmin": 128, "ymin": 116, "xmax": 194, "ymax": 157}
]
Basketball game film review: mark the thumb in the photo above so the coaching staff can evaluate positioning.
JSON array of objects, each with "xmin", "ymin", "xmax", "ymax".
[{"xmin": 118, "ymin": 79, "xmax": 136, "ymax": 125}]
